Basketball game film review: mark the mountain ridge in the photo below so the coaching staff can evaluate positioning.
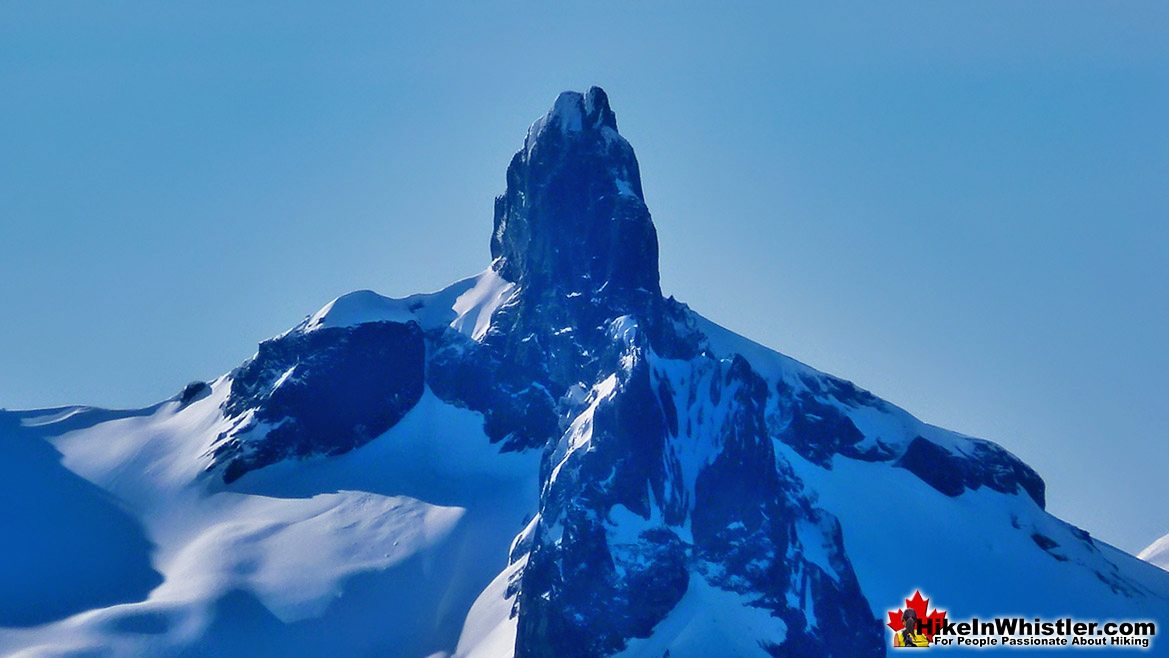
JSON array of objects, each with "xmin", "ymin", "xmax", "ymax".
[{"xmin": 2, "ymin": 87, "xmax": 1167, "ymax": 657}]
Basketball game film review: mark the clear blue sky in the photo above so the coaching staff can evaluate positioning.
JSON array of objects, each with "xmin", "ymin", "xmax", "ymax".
[{"xmin": 2, "ymin": 3, "xmax": 1166, "ymax": 555}]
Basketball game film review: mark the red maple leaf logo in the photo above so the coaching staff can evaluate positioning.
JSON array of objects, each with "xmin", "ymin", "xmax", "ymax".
[{"xmin": 887, "ymin": 590, "xmax": 948, "ymax": 642}]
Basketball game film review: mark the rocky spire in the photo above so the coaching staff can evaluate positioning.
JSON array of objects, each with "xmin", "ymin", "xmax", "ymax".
[{"xmin": 490, "ymin": 87, "xmax": 661, "ymax": 298}]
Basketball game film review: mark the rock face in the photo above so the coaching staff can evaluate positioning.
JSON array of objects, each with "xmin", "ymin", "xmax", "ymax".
[
  {"xmin": 491, "ymin": 87, "xmax": 659, "ymax": 298},
  {"xmin": 510, "ymin": 330, "xmax": 881, "ymax": 658},
  {"xmin": 211, "ymin": 321, "xmax": 425, "ymax": 482},
  {"xmin": 193, "ymin": 88, "xmax": 1119, "ymax": 657}
]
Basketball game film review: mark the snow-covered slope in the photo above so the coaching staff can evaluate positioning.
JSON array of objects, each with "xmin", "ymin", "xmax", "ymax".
[
  {"xmin": 3, "ymin": 87, "xmax": 1167, "ymax": 657},
  {"xmin": 1, "ymin": 376, "xmax": 538, "ymax": 657},
  {"xmin": 1140, "ymin": 536, "xmax": 1169, "ymax": 572}
]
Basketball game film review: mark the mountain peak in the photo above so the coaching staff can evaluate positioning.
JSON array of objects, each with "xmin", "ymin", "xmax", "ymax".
[
  {"xmin": 536, "ymin": 87, "xmax": 619, "ymax": 135},
  {"xmin": 8, "ymin": 84, "xmax": 1169, "ymax": 658},
  {"xmin": 491, "ymin": 87, "xmax": 660, "ymax": 298},
  {"xmin": 583, "ymin": 86, "xmax": 618, "ymax": 131}
]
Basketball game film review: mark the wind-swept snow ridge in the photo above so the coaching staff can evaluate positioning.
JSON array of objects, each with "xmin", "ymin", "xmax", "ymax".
[{"xmin": 298, "ymin": 268, "xmax": 516, "ymax": 338}]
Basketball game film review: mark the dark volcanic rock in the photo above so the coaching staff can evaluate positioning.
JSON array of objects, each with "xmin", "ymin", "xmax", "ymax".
[
  {"xmin": 212, "ymin": 321, "xmax": 425, "ymax": 482},
  {"xmin": 514, "ymin": 320, "xmax": 882, "ymax": 657},
  {"xmin": 491, "ymin": 87, "xmax": 660, "ymax": 299},
  {"xmin": 177, "ymin": 380, "xmax": 210, "ymax": 406},
  {"xmin": 896, "ymin": 435, "xmax": 1046, "ymax": 507},
  {"xmin": 774, "ymin": 387, "xmax": 869, "ymax": 467},
  {"xmin": 426, "ymin": 329, "xmax": 559, "ymax": 452}
]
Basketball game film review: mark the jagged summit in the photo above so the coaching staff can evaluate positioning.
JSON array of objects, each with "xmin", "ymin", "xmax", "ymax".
[
  {"xmin": 490, "ymin": 86, "xmax": 659, "ymax": 298},
  {"xmin": 530, "ymin": 88, "xmax": 619, "ymax": 136}
]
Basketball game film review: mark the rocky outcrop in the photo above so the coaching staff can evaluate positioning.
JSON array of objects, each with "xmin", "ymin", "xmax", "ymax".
[
  {"xmin": 212, "ymin": 321, "xmax": 425, "ymax": 482},
  {"xmin": 491, "ymin": 87, "xmax": 659, "ymax": 299}
]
